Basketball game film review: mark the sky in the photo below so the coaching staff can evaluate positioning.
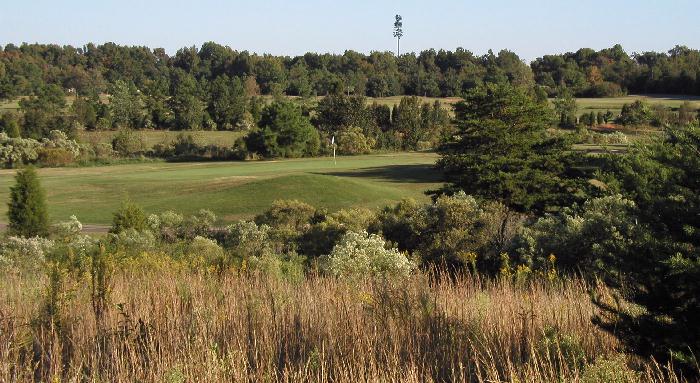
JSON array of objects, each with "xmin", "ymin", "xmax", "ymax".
[{"xmin": 1, "ymin": 0, "xmax": 698, "ymax": 62}]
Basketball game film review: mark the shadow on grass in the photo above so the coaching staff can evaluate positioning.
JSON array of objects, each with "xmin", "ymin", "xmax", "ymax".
[{"xmin": 316, "ymin": 164, "xmax": 443, "ymax": 184}]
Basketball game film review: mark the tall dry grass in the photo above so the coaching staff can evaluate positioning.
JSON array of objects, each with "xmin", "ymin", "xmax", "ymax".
[{"xmin": 0, "ymin": 271, "xmax": 684, "ymax": 382}]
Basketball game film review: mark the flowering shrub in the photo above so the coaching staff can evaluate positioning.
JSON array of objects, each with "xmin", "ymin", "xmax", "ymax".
[
  {"xmin": 54, "ymin": 215, "xmax": 83, "ymax": 238},
  {"xmin": 0, "ymin": 236, "xmax": 55, "ymax": 272},
  {"xmin": 41, "ymin": 130, "xmax": 84, "ymax": 157},
  {"xmin": 322, "ymin": 231, "xmax": 416, "ymax": 278},
  {"xmin": 109, "ymin": 228, "xmax": 156, "ymax": 254},
  {"xmin": 0, "ymin": 130, "xmax": 87, "ymax": 168},
  {"xmin": 0, "ymin": 132, "xmax": 42, "ymax": 167}
]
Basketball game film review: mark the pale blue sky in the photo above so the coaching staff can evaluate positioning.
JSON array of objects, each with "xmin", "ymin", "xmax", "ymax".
[{"xmin": 1, "ymin": 0, "xmax": 698, "ymax": 62}]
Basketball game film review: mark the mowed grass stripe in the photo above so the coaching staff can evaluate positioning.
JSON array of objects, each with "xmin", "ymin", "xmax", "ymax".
[{"xmin": 0, "ymin": 153, "xmax": 441, "ymax": 225}]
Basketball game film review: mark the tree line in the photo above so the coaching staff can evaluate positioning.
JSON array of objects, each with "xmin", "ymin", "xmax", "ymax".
[{"xmin": 2, "ymin": 42, "xmax": 699, "ymax": 104}]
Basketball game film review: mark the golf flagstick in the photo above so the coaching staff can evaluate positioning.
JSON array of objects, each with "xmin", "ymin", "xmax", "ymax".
[{"xmin": 332, "ymin": 135, "xmax": 336, "ymax": 165}]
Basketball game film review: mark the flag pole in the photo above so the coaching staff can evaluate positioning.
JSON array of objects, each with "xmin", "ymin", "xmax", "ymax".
[{"xmin": 332, "ymin": 135, "xmax": 336, "ymax": 165}]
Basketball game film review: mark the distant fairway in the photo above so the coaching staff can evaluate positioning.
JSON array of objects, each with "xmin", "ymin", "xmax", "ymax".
[
  {"xmin": 572, "ymin": 94, "xmax": 700, "ymax": 116},
  {"xmin": 0, "ymin": 153, "xmax": 441, "ymax": 225}
]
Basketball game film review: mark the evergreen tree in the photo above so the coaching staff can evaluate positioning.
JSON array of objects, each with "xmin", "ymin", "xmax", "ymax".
[
  {"xmin": 7, "ymin": 166, "xmax": 49, "ymax": 237},
  {"xmin": 437, "ymin": 83, "xmax": 585, "ymax": 213},
  {"xmin": 596, "ymin": 124, "xmax": 700, "ymax": 376},
  {"xmin": 0, "ymin": 111, "xmax": 21, "ymax": 137}
]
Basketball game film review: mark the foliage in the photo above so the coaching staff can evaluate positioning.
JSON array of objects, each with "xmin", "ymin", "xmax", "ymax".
[
  {"xmin": 111, "ymin": 128, "xmax": 145, "ymax": 156},
  {"xmin": 552, "ymin": 91, "xmax": 577, "ymax": 128},
  {"xmin": 580, "ymin": 356, "xmax": 640, "ymax": 383},
  {"xmin": 617, "ymin": 100, "xmax": 653, "ymax": 126},
  {"xmin": 0, "ymin": 236, "xmax": 54, "ymax": 272},
  {"xmin": 437, "ymin": 83, "xmax": 586, "ymax": 213},
  {"xmin": 0, "ymin": 130, "xmax": 86, "ymax": 168},
  {"xmin": 0, "ymin": 111, "xmax": 21, "ymax": 137},
  {"xmin": 299, "ymin": 207, "xmax": 376, "ymax": 258},
  {"xmin": 109, "ymin": 80, "xmax": 145, "ymax": 128},
  {"xmin": 592, "ymin": 124, "xmax": 700, "ymax": 375},
  {"xmin": 110, "ymin": 200, "xmax": 147, "ymax": 234},
  {"xmin": 322, "ymin": 230, "xmax": 415, "ymax": 278},
  {"xmin": 375, "ymin": 193, "xmax": 521, "ymax": 272},
  {"xmin": 513, "ymin": 195, "xmax": 640, "ymax": 274},
  {"xmin": 336, "ymin": 126, "xmax": 375, "ymax": 154},
  {"xmin": 245, "ymin": 101, "xmax": 320, "ymax": 158},
  {"xmin": 255, "ymin": 199, "xmax": 316, "ymax": 249},
  {"xmin": 7, "ymin": 166, "xmax": 49, "ymax": 237}
]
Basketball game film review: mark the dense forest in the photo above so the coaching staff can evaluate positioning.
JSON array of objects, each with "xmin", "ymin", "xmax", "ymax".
[{"xmin": 1, "ymin": 42, "xmax": 700, "ymax": 103}]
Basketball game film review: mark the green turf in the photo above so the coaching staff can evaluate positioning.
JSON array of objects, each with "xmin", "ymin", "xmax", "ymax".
[
  {"xmin": 0, "ymin": 153, "xmax": 441, "ymax": 225},
  {"xmin": 571, "ymin": 94, "xmax": 700, "ymax": 117}
]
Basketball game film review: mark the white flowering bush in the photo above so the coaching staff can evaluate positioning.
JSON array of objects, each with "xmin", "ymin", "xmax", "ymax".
[
  {"xmin": 0, "ymin": 132, "xmax": 42, "ymax": 167},
  {"xmin": 323, "ymin": 231, "xmax": 416, "ymax": 278},
  {"xmin": 0, "ymin": 236, "xmax": 55, "ymax": 272},
  {"xmin": 41, "ymin": 130, "xmax": 85, "ymax": 158},
  {"xmin": 54, "ymin": 215, "xmax": 83, "ymax": 238},
  {"xmin": 110, "ymin": 228, "xmax": 156, "ymax": 253},
  {"xmin": 0, "ymin": 130, "xmax": 87, "ymax": 167}
]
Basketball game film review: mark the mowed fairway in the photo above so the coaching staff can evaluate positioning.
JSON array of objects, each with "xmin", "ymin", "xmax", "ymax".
[
  {"xmin": 573, "ymin": 94, "xmax": 700, "ymax": 116},
  {"xmin": 0, "ymin": 153, "xmax": 441, "ymax": 225}
]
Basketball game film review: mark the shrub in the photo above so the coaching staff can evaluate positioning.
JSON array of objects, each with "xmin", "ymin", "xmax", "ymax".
[
  {"xmin": 322, "ymin": 231, "xmax": 415, "ymax": 278},
  {"xmin": 245, "ymin": 101, "xmax": 320, "ymax": 158},
  {"xmin": 38, "ymin": 147, "xmax": 75, "ymax": 167},
  {"xmin": 109, "ymin": 228, "xmax": 156, "ymax": 254},
  {"xmin": 110, "ymin": 201, "xmax": 147, "ymax": 234},
  {"xmin": 223, "ymin": 221, "xmax": 273, "ymax": 259},
  {"xmin": 53, "ymin": 215, "xmax": 83, "ymax": 239},
  {"xmin": 0, "ymin": 236, "xmax": 54, "ymax": 272},
  {"xmin": 299, "ymin": 207, "xmax": 376, "ymax": 258},
  {"xmin": 537, "ymin": 326, "xmax": 587, "ymax": 372},
  {"xmin": 255, "ymin": 200, "xmax": 316, "ymax": 248},
  {"xmin": 336, "ymin": 127, "xmax": 375, "ymax": 155},
  {"xmin": 375, "ymin": 193, "xmax": 517, "ymax": 272},
  {"xmin": 514, "ymin": 195, "xmax": 640, "ymax": 274},
  {"xmin": 112, "ymin": 128, "xmax": 145, "ymax": 156},
  {"xmin": 41, "ymin": 130, "xmax": 84, "ymax": 158},
  {"xmin": 247, "ymin": 252, "xmax": 305, "ymax": 282},
  {"xmin": 148, "ymin": 210, "xmax": 185, "ymax": 242},
  {"xmin": 182, "ymin": 209, "xmax": 217, "ymax": 238},
  {"xmin": 185, "ymin": 236, "xmax": 226, "ymax": 271},
  {"xmin": 0, "ymin": 133, "xmax": 42, "ymax": 167}
]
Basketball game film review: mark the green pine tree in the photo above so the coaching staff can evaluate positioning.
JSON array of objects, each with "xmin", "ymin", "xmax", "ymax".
[
  {"xmin": 437, "ymin": 83, "xmax": 586, "ymax": 213},
  {"xmin": 7, "ymin": 166, "xmax": 49, "ymax": 237}
]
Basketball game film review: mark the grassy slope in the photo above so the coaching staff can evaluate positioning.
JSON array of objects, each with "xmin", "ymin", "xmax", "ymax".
[{"xmin": 0, "ymin": 152, "xmax": 440, "ymax": 225}]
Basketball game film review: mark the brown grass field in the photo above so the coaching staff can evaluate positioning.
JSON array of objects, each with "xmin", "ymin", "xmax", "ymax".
[{"xmin": 0, "ymin": 269, "xmax": 682, "ymax": 382}]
